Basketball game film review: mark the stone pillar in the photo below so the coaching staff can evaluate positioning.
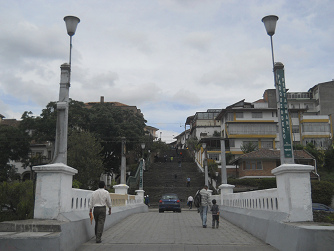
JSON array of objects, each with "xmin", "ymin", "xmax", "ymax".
[
  {"xmin": 120, "ymin": 137, "xmax": 126, "ymax": 184},
  {"xmin": 52, "ymin": 63, "xmax": 70, "ymax": 164},
  {"xmin": 219, "ymin": 184, "xmax": 235, "ymax": 205},
  {"xmin": 272, "ymin": 164, "xmax": 314, "ymax": 222},
  {"xmin": 135, "ymin": 190, "xmax": 145, "ymax": 203},
  {"xmin": 113, "ymin": 184, "xmax": 129, "ymax": 195},
  {"xmin": 33, "ymin": 163, "xmax": 78, "ymax": 219}
]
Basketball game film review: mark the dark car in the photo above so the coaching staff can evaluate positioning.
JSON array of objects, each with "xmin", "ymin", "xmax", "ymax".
[
  {"xmin": 159, "ymin": 193, "xmax": 181, "ymax": 213},
  {"xmin": 312, "ymin": 203, "xmax": 334, "ymax": 212}
]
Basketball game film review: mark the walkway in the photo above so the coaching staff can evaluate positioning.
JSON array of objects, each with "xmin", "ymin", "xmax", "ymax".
[{"xmin": 78, "ymin": 209, "xmax": 277, "ymax": 251}]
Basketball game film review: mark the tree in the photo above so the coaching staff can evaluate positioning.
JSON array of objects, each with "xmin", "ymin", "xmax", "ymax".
[
  {"xmin": 324, "ymin": 141, "xmax": 334, "ymax": 173},
  {"xmin": 240, "ymin": 142, "xmax": 258, "ymax": 154},
  {"xmin": 67, "ymin": 130, "xmax": 104, "ymax": 189},
  {"xmin": 0, "ymin": 125, "xmax": 30, "ymax": 182},
  {"xmin": 304, "ymin": 143, "xmax": 324, "ymax": 170},
  {"xmin": 0, "ymin": 181, "xmax": 34, "ymax": 221},
  {"xmin": 88, "ymin": 103, "xmax": 147, "ymax": 174},
  {"xmin": 20, "ymin": 100, "xmax": 148, "ymax": 176}
]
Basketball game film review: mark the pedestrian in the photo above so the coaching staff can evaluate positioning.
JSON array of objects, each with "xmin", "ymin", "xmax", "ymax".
[
  {"xmin": 187, "ymin": 195, "xmax": 193, "ymax": 209},
  {"xmin": 89, "ymin": 181, "xmax": 112, "ymax": 243},
  {"xmin": 211, "ymin": 199, "xmax": 220, "ymax": 228},
  {"xmin": 186, "ymin": 177, "xmax": 191, "ymax": 187},
  {"xmin": 178, "ymin": 159, "xmax": 181, "ymax": 168},
  {"xmin": 146, "ymin": 195, "xmax": 150, "ymax": 207},
  {"xmin": 199, "ymin": 185, "xmax": 211, "ymax": 228}
]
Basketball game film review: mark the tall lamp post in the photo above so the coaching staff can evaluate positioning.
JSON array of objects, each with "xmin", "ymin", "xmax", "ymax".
[
  {"xmin": 262, "ymin": 15, "xmax": 294, "ymax": 164},
  {"xmin": 202, "ymin": 143, "xmax": 208, "ymax": 186},
  {"xmin": 52, "ymin": 16, "xmax": 80, "ymax": 164},
  {"xmin": 139, "ymin": 143, "xmax": 145, "ymax": 190},
  {"xmin": 64, "ymin": 16, "xmax": 80, "ymax": 70}
]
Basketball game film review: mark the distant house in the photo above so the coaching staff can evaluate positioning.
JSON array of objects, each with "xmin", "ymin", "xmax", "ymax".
[{"xmin": 230, "ymin": 149, "xmax": 317, "ymax": 179}]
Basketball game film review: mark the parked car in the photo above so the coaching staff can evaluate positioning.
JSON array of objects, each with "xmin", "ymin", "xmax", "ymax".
[
  {"xmin": 312, "ymin": 203, "xmax": 334, "ymax": 212},
  {"xmin": 159, "ymin": 193, "xmax": 181, "ymax": 213}
]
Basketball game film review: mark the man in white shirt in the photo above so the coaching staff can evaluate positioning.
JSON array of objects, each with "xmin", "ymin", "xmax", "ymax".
[
  {"xmin": 187, "ymin": 195, "xmax": 193, "ymax": 209},
  {"xmin": 89, "ymin": 181, "xmax": 112, "ymax": 243}
]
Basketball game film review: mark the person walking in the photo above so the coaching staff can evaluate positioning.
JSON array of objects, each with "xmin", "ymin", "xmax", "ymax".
[
  {"xmin": 89, "ymin": 181, "xmax": 112, "ymax": 243},
  {"xmin": 186, "ymin": 177, "xmax": 191, "ymax": 187},
  {"xmin": 187, "ymin": 195, "xmax": 193, "ymax": 209},
  {"xmin": 199, "ymin": 185, "xmax": 211, "ymax": 228},
  {"xmin": 211, "ymin": 199, "xmax": 220, "ymax": 228}
]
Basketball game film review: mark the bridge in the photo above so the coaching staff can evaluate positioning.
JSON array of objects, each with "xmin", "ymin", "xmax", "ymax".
[{"xmin": 0, "ymin": 159, "xmax": 333, "ymax": 251}]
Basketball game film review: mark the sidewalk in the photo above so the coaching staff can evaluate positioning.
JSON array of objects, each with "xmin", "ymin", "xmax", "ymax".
[{"xmin": 78, "ymin": 209, "xmax": 277, "ymax": 251}]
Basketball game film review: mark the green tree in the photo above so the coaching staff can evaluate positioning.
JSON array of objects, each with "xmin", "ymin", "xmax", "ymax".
[
  {"xmin": 323, "ymin": 141, "xmax": 334, "ymax": 173},
  {"xmin": 67, "ymin": 130, "xmax": 104, "ymax": 189},
  {"xmin": 0, "ymin": 125, "xmax": 30, "ymax": 182},
  {"xmin": 0, "ymin": 181, "xmax": 34, "ymax": 221},
  {"xmin": 88, "ymin": 103, "xmax": 147, "ymax": 174},
  {"xmin": 240, "ymin": 142, "xmax": 258, "ymax": 154},
  {"xmin": 304, "ymin": 143, "xmax": 324, "ymax": 170}
]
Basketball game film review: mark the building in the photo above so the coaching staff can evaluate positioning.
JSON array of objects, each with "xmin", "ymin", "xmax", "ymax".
[
  {"xmin": 173, "ymin": 129, "xmax": 190, "ymax": 149},
  {"xmin": 230, "ymin": 148, "xmax": 316, "ymax": 179},
  {"xmin": 185, "ymin": 109, "xmax": 222, "ymax": 140}
]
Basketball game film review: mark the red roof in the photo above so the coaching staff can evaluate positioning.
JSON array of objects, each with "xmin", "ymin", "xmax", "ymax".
[{"xmin": 231, "ymin": 148, "xmax": 314, "ymax": 164}]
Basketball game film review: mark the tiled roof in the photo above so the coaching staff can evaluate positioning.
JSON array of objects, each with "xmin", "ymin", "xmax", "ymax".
[{"xmin": 231, "ymin": 148, "xmax": 314, "ymax": 164}]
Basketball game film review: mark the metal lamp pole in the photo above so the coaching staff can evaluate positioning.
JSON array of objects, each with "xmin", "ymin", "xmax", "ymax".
[{"xmin": 262, "ymin": 15, "xmax": 294, "ymax": 164}]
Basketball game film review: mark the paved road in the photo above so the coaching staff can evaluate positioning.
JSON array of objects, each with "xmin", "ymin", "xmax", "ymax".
[{"xmin": 78, "ymin": 209, "xmax": 277, "ymax": 251}]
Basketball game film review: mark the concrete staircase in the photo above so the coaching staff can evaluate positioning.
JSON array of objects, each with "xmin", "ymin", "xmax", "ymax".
[{"xmin": 143, "ymin": 150, "xmax": 205, "ymax": 208}]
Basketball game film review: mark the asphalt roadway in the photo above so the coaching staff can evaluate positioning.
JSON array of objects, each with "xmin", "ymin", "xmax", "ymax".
[{"xmin": 77, "ymin": 208, "xmax": 277, "ymax": 251}]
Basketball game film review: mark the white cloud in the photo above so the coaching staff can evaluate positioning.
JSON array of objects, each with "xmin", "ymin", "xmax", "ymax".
[{"xmin": 0, "ymin": 0, "xmax": 333, "ymax": 134}]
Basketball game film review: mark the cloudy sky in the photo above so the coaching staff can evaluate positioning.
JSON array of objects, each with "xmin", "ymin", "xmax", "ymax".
[{"xmin": 0, "ymin": 0, "xmax": 333, "ymax": 143}]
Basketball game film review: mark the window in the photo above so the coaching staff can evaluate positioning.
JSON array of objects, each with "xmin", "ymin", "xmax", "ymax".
[
  {"xmin": 290, "ymin": 112, "xmax": 298, "ymax": 118},
  {"xmin": 235, "ymin": 112, "xmax": 243, "ymax": 118},
  {"xmin": 208, "ymin": 154, "xmax": 219, "ymax": 161},
  {"xmin": 302, "ymin": 123, "xmax": 330, "ymax": 133},
  {"xmin": 292, "ymin": 125, "xmax": 299, "ymax": 133},
  {"xmin": 261, "ymin": 141, "xmax": 273, "ymax": 149},
  {"xmin": 245, "ymin": 161, "xmax": 262, "ymax": 170},
  {"xmin": 252, "ymin": 112, "xmax": 262, "ymax": 118},
  {"xmin": 226, "ymin": 113, "xmax": 234, "ymax": 121},
  {"xmin": 229, "ymin": 139, "xmax": 235, "ymax": 147}
]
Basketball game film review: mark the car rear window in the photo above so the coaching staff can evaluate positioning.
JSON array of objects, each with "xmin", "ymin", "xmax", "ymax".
[{"xmin": 162, "ymin": 195, "xmax": 178, "ymax": 200}]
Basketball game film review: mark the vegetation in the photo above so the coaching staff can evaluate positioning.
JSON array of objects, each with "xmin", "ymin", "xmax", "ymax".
[
  {"xmin": 0, "ymin": 125, "xmax": 30, "ymax": 182},
  {"xmin": 0, "ymin": 181, "xmax": 34, "ymax": 222},
  {"xmin": 19, "ymin": 99, "xmax": 148, "ymax": 176},
  {"xmin": 240, "ymin": 142, "xmax": 258, "ymax": 154},
  {"xmin": 67, "ymin": 130, "xmax": 104, "ymax": 190}
]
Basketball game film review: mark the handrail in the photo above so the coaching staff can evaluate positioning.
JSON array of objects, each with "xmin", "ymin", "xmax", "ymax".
[{"xmin": 126, "ymin": 160, "xmax": 142, "ymax": 188}]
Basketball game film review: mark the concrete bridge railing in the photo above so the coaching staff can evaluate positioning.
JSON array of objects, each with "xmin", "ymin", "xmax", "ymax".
[{"xmin": 33, "ymin": 163, "xmax": 145, "ymax": 220}]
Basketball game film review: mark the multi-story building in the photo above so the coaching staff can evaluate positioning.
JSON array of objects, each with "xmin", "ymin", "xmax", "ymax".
[{"xmin": 185, "ymin": 109, "xmax": 222, "ymax": 139}]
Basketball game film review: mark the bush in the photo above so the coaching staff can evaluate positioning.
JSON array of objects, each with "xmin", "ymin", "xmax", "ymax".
[
  {"xmin": 311, "ymin": 181, "xmax": 334, "ymax": 206},
  {"xmin": 0, "ymin": 181, "xmax": 34, "ymax": 222}
]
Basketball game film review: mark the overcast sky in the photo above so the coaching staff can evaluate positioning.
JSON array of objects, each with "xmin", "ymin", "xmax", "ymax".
[{"xmin": 0, "ymin": 0, "xmax": 333, "ymax": 143}]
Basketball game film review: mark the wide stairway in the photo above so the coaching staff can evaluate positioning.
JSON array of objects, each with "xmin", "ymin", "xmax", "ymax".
[{"xmin": 143, "ymin": 150, "xmax": 204, "ymax": 208}]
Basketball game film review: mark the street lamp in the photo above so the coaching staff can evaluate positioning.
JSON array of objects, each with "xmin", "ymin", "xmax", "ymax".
[
  {"xmin": 64, "ymin": 16, "xmax": 80, "ymax": 68},
  {"xmin": 202, "ymin": 143, "xmax": 208, "ymax": 186},
  {"xmin": 262, "ymin": 15, "xmax": 278, "ymax": 69},
  {"xmin": 139, "ymin": 143, "xmax": 145, "ymax": 190},
  {"xmin": 262, "ymin": 15, "xmax": 294, "ymax": 164},
  {"xmin": 52, "ymin": 16, "xmax": 80, "ymax": 165}
]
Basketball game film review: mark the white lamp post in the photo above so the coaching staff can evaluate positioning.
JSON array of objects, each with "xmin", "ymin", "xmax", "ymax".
[
  {"xmin": 52, "ymin": 16, "xmax": 80, "ymax": 164},
  {"xmin": 64, "ymin": 16, "xmax": 80, "ymax": 68},
  {"xmin": 139, "ymin": 143, "xmax": 145, "ymax": 190}
]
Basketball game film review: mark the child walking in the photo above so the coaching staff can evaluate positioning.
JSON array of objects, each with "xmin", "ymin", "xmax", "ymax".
[{"xmin": 211, "ymin": 199, "xmax": 219, "ymax": 228}]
